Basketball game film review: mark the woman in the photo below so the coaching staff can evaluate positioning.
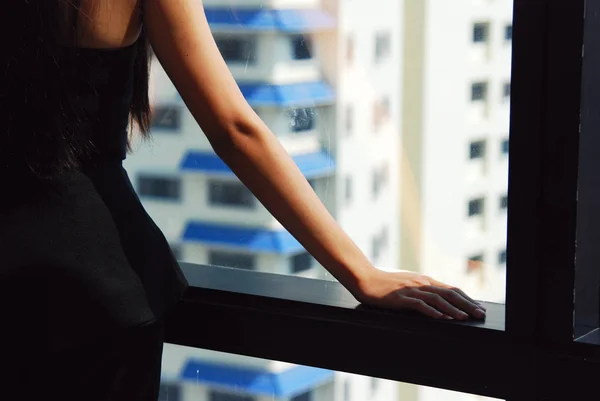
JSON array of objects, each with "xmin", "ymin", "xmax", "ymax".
[{"xmin": 1, "ymin": 0, "xmax": 486, "ymax": 399}]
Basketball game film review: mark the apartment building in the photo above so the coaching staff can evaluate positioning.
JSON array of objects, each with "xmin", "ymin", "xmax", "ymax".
[{"xmin": 400, "ymin": 0, "xmax": 512, "ymax": 305}]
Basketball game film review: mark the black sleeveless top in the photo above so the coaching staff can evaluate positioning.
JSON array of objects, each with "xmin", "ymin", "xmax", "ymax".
[{"xmin": 0, "ymin": 41, "xmax": 188, "ymax": 352}]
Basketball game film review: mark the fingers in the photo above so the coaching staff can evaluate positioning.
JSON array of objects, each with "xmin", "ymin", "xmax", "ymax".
[
  {"xmin": 410, "ymin": 289, "xmax": 470, "ymax": 320},
  {"xmin": 429, "ymin": 279, "xmax": 487, "ymax": 311},
  {"xmin": 401, "ymin": 297, "xmax": 447, "ymax": 319},
  {"xmin": 422, "ymin": 286, "xmax": 486, "ymax": 320}
]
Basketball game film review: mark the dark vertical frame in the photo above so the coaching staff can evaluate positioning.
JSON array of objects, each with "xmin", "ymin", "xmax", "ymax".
[
  {"xmin": 506, "ymin": 0, "xmax": 584, "ymax": 344},
  {"xmin": 575, "ymin": 0, "xmax": 600, "ymax": 340}
]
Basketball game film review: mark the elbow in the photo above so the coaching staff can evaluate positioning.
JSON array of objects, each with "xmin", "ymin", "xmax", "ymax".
[{"xmin": 208, "ymin": 115, "xmax": 265, "ymax": 157}]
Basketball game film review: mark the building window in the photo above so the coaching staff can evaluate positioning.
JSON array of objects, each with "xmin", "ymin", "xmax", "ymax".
[
  {"xmin": 473, "ymin": 22, "xmax": 490, "ymax": 43},
  {"xmin": 501, "ymin": 138, "xmax": 510, "ymax": 155},
  {"xmin": 208, "ymin": 180, "xmax": 255, "ymax": 208},
  {"xmin": 469, "ymin": 140, "xmax": 486, "ymax": 160},
  {"xmin": 214, "ymin": 35, "xmax": 257, "ymax": 64},
  {"xmin": 345, "ymin": 176, "xmax": 353, "ymax": 203},
  {"xmin": 373, "ymin": 96, "xmax": 390, "ymax": 130},
  {"xmin": 467, "ymin": 254, "xmax": 484, "ymax": 273},
  {"xmin": 291, "ymin": 252, "xmax": 314, "ymax": 274},
  {"xmin": 158, "ymin": 383, "xmax": 181, "ymax": 401},
  {"xmin": 505, "ymin": 24, "xmax": 513, "ymax": 41},
  {"xmin": 209, "ymin": 391, "xmax": 254, "ymax": 401},
  {"xmin": 346, "ymin": 35, "xmax": 355, "ymax": 64},
  {"xmin": 498, "ymin": 249, "xmax": 507, "ymax": 265},
  {"xmin": 503, "ymin": 82, "xmax": 511, "ymax": 100},
  {"xmin": 208, "ymin": 251, "xmax": 255, "ymax": 270},
  {"xmin": 346, "ymin": 104, "xmax": 353, "ymax": 135},
  {"xmin": 468, "ymin": 198, "xmax": 485, "ymax": 217},
  {"xmin": 291, "ymin": 391, "xmax": 311, "ymax": 401},
  {"xmin": 137, "ymin": 175, "xmax": 181, "ymax": 200},
  {"xmin": 500, "ymin": 194, "xmax": 508, "ymax": 210},
  {"xmin": 291, "ymin": 35, "xmax": 313, "ymax": 60},
  {"xmin": 151, "ymin": 106, "xmax": 182, "ymax": 131},
  {"xmin": 372, "ymin": 169, "xmax": 381, "ymax": 198},
  {"xmin": 471, "ymin": 82, "xmax": 488, "ymax": 102},
  {"xmin": 372, "ymin": 164, "xmax": 389, "ymax": 198},
  {"xmin": 371, "ymin": 227, "xmax": 388, "ymax": 262},
  {"xmin": 289, "ymin": 108, "xmax": 317, "ymax": 133},
  {"xmin": 374, "ymin": 31, "xmax": 391, "ymax": 62}
]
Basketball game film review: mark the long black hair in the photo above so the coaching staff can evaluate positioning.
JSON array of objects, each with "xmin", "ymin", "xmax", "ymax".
[{"xmin": 2, "ymin": 0, "xmax": 151, "ymax": 178}]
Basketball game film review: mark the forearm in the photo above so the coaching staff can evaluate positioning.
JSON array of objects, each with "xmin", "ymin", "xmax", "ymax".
[{"xmin": 211, "ymin": 118, "xmax": 374, "ymax": 295}]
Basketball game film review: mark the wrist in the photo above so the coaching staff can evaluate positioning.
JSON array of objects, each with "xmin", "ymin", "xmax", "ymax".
[{"xmin": 339, "ymin": 261, "xmax": 379, "ymax": 301}]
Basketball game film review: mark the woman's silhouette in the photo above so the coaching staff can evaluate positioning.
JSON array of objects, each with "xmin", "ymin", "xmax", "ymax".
[{"xmin": 1, "ymin": 1, "xmax": 485, "ymax": 399}]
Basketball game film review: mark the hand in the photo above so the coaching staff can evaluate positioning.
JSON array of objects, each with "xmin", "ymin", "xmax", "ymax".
[{"xmin": 354, "ymin": 269, "xmax": 486, "ymax": 320}]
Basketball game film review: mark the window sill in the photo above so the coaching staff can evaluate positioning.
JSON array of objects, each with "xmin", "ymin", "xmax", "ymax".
[{"xmin": 165, "ymin": 263, "xmax": 599, "ymax": 400}]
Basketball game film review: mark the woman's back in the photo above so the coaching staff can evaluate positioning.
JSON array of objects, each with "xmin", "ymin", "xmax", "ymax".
[{"xmin": 1, "ymin": 0, "xmax": 187, "ymax": 353}]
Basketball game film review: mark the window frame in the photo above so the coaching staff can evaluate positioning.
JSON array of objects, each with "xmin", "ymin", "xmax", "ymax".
[
  {"xmin": 473, "ymin": 22, "xmax": 490, "ymax": 43},
  {"xmin": 501, "ymin": 137, "xmax": 510, "ymax": 155},
  {"xmin": 574, "ymin": 0, "xmax": 600, "ymax": 340},
  {"xmin": 291, "ymin": 252, "xmax": 314, "ymax": 274},
  {"xmin": 469, "ymin": 139, "xmax": 486, "ymax": 160},
  {"xmin": 136, "ymin": 174, "xmax": 182, "ymax": 201},
  {"xmin": 471, "ymin": 81, "xmax": 488, "ymax": 102},
  {"xmin": 150, "ymin": 105, "xmax": 182, "ymax": 132},
  {"xmin": 503, "ymin": 81, "xmax": 512, "ymax": 100},
  {"xmin": 157, "ymin": 1, "xmax": 599, "ymax": 400},
  {"xmin": 467, "ymin": 197, "xmax": 485, "ymax": 217},
  {"xmin": 288, "ymin": 107, "xmax": 317, "ymax": 133},
  {"xmin": 290, "ymin": 34, "xmax": 313, "ymax": 60},
  {"xmin": 213, "ymin": 34, "xmax": 258, "ymax": 65},
  {"xmin": 374, "ymin": 31, "xmax": 391, "ymax": 62},
  {"xmin": 207, "ymin": 179, "xmax": 256, "ymax": 209},
  {"xmin": 208, "ymin": 390, "xmax": 255, "ymax": 401},
  {"xmin": 208, "ymin": 250, "xmax": 256, "ymax": 271},
  {"xmin": 505, "ymin": 24, "xmax": 513, "ymax": 41}
]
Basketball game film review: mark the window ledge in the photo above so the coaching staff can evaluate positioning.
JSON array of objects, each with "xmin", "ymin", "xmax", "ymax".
[{"xmin": 165, "ymin": 263, "xmax": 599, "ymax": 400}]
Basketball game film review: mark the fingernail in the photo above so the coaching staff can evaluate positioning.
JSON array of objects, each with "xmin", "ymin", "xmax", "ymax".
[
  {"xmin": 459, "ymin": 311, "xmax": 469, "ymax": 320},
  {"xmin": 474, "ymin": 308, "xmax": 486, "ymax": 319},
  {"xmin": 443, "ymin": 315, "xmax": 454, "ymax": 320}
]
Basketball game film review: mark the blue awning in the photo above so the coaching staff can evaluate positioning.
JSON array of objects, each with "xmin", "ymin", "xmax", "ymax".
[
  {"xmin": 204, "ymin": 8, "xmax": 336, "ymax": 32},
  {"xmin": 238, "ymin": 81, "xmax": 335, "ymax": 107},
  {"xmin": 180, "ymin": 359, "xmax": 334, "ymax": 397},
  {"xmin": 180, "ymin": 151, "xmax": 335, "ymax": 178},
  {"xmin": 182, "ymin": 221, "xmax": 304, "ymax": 254}
]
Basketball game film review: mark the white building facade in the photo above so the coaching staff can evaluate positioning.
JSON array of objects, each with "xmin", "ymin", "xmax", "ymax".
[
  {"xmin": 125, "ymin": 1, "xmax": 402, "ymax": 400},
  {"xmin": 400, "ymin": 0, "xmax": 512, "ymax": 306}
]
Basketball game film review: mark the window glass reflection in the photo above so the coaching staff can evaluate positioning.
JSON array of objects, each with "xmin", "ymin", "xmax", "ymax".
[{"xmin": 160, "ymin": 346, "xmax": 503, "ymax": 401}]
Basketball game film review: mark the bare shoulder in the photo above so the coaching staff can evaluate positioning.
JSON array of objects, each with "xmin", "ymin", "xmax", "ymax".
[{"xmin": 61, "ymin": 0, "xmax": 143, "ymax": 48}]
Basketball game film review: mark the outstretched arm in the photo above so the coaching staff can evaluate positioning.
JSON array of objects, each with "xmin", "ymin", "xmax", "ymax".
[{"xmin": 144, "ymin": 0, "xmax": 486, "ymax": 320}]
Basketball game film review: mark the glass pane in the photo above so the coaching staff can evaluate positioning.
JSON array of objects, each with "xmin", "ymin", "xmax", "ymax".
[
  {"xmin": 574, "ymin": 0, "xmax": 600, "ymax": 339},
  {"xmin": 160, "ymin": 345, "xmax": 503, "ymax": 401},
  {"xmin": 126, "ymin": 0, "xmax": 512, "ymax": 303}
]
